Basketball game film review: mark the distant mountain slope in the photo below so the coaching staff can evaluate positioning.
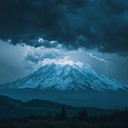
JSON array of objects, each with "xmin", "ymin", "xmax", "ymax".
[
  {"xmin": 1, "ymin": 63, "xmax": 128, "ymax": 91},
  {"xmin": 0, "ymin": 95, "xmax": 114, "ymax": 118},
  {"xmin": 0, "ymin": 95, "xmax": 22, "ymax": 106}
]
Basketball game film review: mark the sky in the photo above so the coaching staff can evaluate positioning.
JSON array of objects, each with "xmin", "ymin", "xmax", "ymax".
[{"xmin": 0, "ymin": 0, "xmax": 128, "ymax": 84}]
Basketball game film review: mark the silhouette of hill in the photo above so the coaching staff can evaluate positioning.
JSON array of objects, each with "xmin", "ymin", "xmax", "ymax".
[{"xmin": 0, "ymin": 95, "xmax": 114, "ymax": 119}]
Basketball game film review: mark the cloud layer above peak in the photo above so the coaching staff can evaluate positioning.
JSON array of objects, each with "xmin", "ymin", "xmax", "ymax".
[{"xmin": 0, "ymin": 0, "xmax": 128, "ymax": 55}]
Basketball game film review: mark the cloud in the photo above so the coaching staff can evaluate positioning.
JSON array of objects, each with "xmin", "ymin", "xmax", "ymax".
[
  {"xmin": 0, "ymin": 0, "xmax": 128, "ymax": 55},
  {"xmin": 0, "ymin": 40, "xmax": 33, "ymax": 84},
  {"xmin": 34, "ymin": 38, "xmax": 62, "ymax": 48},
  {"xmin": 25, "ymin": 47, "xmax": 64, "ymax": 64},
  {"xmin": 41, "ymin": 56, "xmax": 84, "ymax": 66}
]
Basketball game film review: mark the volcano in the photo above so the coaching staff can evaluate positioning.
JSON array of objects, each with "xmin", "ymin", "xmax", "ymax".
[
  {"xmin": 0, "ymin": 63, "xmax": 128, "ymax": 108},
  {"xmin": 1, "ymin": 63, "xmax": 128, "ymax": 91}
]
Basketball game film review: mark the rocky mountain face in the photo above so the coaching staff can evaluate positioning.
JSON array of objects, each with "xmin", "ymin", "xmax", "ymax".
[
  {"xmin": 1, "ymin": 63, "xmax": 128, "ymax": 91},
  {"xmin": 0, "ymin": 63, "xmax": 128, "ymax": 108}
]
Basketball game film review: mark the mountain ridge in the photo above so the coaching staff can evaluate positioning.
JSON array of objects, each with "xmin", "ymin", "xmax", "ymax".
[
  {"xmin": 0, "ymin": 95, "xmax": 116, "ymax": 119},
  {"xmin": 1, "ymin": 63, "xmax": 128, "ymax": 91}
]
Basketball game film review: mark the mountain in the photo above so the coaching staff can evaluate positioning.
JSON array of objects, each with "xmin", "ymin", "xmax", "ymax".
[
  {"xmin": 0, "ymin": 95, "xmax": 114, "ymax": 118},
  {"xmin": 1, "ymin": 63, "xmax": 128, "ymax": 91},
  {"xmin": 0, "ymin": 63, "xmax": 128, "ymax": 108}
]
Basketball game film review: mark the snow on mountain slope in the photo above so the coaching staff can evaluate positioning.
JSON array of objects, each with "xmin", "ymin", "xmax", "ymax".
[{"xmin": 1, "ymin": 63, "xmax": 128, "ymax": 91}]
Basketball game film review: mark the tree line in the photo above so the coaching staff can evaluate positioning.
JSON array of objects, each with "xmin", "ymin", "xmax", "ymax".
[{"xmin": 1, "ymin": 106, "xmax": 127, "ymax": 123}]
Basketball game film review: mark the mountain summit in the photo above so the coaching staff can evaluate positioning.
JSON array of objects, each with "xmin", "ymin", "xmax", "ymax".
[{"xmin": 2, "ymin": 63, "xmax": 128, "ymax": 91}]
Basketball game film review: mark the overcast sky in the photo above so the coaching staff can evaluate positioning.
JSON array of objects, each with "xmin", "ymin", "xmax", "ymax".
[{"xmin": 0, "ymin": 0, "xmax": 128, "ymax": 84}]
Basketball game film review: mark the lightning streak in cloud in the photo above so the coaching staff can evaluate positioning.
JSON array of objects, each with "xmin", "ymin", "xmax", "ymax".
[{"xmin": 89, "ymin": 53, "xmax": 111, "ymax": 70}]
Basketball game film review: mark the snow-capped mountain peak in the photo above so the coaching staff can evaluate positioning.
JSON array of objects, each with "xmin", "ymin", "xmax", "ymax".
[{"xmin": 1, "ymin": 63, "xmax": 128, "ymax": 91}]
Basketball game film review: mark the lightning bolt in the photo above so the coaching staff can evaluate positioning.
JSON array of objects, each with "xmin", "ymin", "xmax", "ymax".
[{"xmin": 89, "ymin": 53, "xmax": 111, "ymax": 70}]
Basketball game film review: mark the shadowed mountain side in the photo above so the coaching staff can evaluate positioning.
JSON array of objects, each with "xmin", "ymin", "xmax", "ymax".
[
  {"xmin": 0, "ymin": 89, "xmax": 128, "ymax": 109},
  {"xmin": 0, "ymin": 95, "xmax": 115, "ymax": 119}
]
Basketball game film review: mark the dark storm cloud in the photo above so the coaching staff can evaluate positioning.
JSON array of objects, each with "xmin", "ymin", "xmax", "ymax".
[
  {"xmin": 0, "ymin": 0, "xmax": 128, "ymax": 55},
  {"xmin": 34, "ymin": 39, "xmax": 61, "ymax": 48}
]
